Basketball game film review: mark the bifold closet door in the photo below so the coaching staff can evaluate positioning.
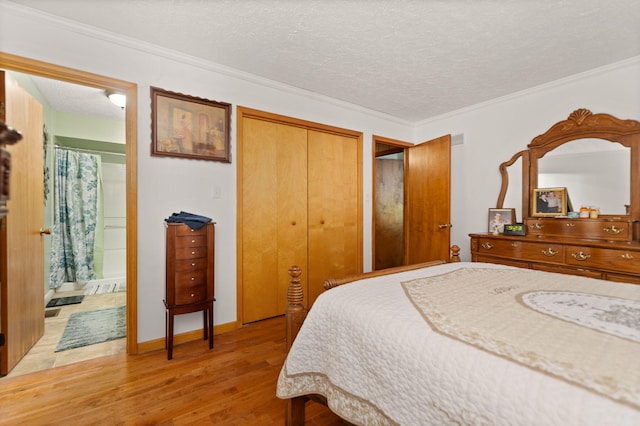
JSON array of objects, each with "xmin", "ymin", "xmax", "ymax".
[
  {"xmin": 307, "ymin": 130, "xmax": 361, "ymax": 305},
  {"xmin": 241, "ymin": 118, "xmax": 308, "ymax": 323}
]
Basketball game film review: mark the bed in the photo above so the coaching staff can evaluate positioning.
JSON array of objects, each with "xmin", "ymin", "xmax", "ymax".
[{"xmin": 276, "ymin": 257, "xmax": 640, "ymax": 425}]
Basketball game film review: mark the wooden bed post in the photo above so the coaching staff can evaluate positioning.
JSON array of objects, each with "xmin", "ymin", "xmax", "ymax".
[
  {"xmin": 285, "ymin": 265, "xmax": 307, "ymax": 350},
  {"xmin": 451, "ymin": 245, "xmax": 460, "ymax": 262},
  {"xmin": 285, "ymin": 265, "xmax": 308, "ymax": 425}
]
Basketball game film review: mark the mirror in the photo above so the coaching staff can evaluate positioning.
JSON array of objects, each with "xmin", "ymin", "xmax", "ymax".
[{"xmin": 537, "ymin": 139, "xmax": 630, "ymax": 215}]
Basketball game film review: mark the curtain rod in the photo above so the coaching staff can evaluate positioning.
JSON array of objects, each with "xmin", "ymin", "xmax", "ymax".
[{"xmin": 52, "ymin": 145, "xmax": 126, "ymax": 156}]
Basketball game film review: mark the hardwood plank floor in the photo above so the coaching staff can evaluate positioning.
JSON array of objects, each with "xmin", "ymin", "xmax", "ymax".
[{"xmin": 0, "ymin": 316, "xmax": 347, "ymax": 425}]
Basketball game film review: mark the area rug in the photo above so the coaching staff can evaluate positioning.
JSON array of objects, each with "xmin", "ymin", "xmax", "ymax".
[
  {"xmin": 46, "ymin": 295, "xmax": 84, "ymax": 308},
  {"xmin": 84, "ymin": 282, "xmax": 126, "ymax": 295},
  {"xmin": 55, "ymin": 305, "xmax": 126, "ymax": 352}
]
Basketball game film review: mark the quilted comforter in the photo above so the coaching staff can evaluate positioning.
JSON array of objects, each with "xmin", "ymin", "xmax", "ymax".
[{"xmin": 276, "ymin": 262, "xmax": 640, "ymax": 425}]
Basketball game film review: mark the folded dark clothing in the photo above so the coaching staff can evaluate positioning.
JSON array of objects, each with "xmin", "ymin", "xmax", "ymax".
[{"xmin": 165, "ymin": 211, "xmax": 212, "ymax": 230}]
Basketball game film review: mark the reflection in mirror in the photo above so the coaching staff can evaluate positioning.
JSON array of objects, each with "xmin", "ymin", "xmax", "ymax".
[
  {"xmin": 538, "ymin": 139, "xmax": 629, "ymax": 215},
  {"xmin": 503, "ymin": 155, "xmax": 522, "ymax": 221}
]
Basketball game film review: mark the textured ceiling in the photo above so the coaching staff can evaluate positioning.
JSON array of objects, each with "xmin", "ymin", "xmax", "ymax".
[{"xmin": 7, "ymin": 0, "xmax": 640, "ymax": 122}]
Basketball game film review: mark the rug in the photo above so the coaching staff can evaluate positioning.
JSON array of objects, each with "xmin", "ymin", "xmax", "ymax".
[
  {"xmin": 46, "ymin": 295, "xmax": 84, "ymax": 308},
  {"xmin": 55, "ymin": 305, "xmax": 126, "ymax": 352},
  {"xmin": 84, "ymin": 282, "xmax": 126, "ymax": 295}
]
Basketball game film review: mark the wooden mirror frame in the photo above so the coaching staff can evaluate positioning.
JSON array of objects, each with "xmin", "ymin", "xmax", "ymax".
[{"xmin": 497, "ymin": 108, "xmax": 640, "ymax": 219}]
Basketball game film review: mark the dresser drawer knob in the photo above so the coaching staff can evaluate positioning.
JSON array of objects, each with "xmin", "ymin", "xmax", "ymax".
[
  {"xmin": 481, "ymin": 242, "xmax": 493, "ymax": 250},
  {"xmin": 530, "ymin": 223, "xmax": 544, "ymax": 230},
  {"xmin": 191, "ymin": 277, "xmax": 195, "ymax": 281},
  {"xmin": 571, "ymin": 251, "xmax": 591, "ymax": 261},
  {"xmin": 542, "ymin": 248, "xmax": 558, "ymax": 257},
  {"xmin": 191, "ymin": 239, "xmax": 196, "ymax": 243},
  {"xmin": 190, "ymin": 293, "xmax": 195, "ymax": 297},
  {"xmin": 603, "ymin": 226, "xmax": 623, "ymax": 235},
  {"xmin": 511, "ymin": 242, "xmax": 519, "ymax": 247},
  {"xmin": 621, "ymin": 253, "xmax": 634, "ymax": 260},
  {"xmin": 191, "ymin": 251, "xmax": 196, "ymax": 255},
  {"xmin": 191, "ymin": 263, "xmax": 196, "ymax": 266}
]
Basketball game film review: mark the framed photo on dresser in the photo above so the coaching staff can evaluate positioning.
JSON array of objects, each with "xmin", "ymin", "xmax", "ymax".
[
  {"xmin": 488, "ymin": 208, "xmax": 515, "ymax": 234},
  {"xmin": 532, "ymin": 187, "xmax": 568, "ymax": 217}
]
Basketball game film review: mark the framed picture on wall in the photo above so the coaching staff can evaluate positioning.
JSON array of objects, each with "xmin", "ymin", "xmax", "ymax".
[
  {"xmin": 488, "ymin": 208, "xmax": 515, "ymax": 234},
  {"xmin": 151, "ymin": 87, "xmax": 231, "ymax": 162},
  {"xmin": 532, "ymin": 187, "xmax": 568, "ymax": 217}
]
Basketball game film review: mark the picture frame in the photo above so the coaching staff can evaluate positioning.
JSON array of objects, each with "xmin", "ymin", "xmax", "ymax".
[
  {"xmin": 151, "ymin": 87, "xmax": 231, "ymax": 162},
  {"xmin": 488, "ymin": 208, "xmax": 516, "ymax": 234},
  {"xmin": 532, "ymin": 187, "xmax": 568, "ymax": 217}
]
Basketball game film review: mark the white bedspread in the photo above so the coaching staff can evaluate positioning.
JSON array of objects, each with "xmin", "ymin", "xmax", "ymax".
[{"xmin": 276, "ymin": 262, "xmax": 640, "ymax": 425}]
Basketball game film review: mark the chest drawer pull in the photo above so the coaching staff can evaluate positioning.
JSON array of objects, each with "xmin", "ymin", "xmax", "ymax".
[
  {"xmin": 542, "ymin": 248, "xmax": 558, "ymax": 257},
  {"xmin": 481, "ymin": 242, "xmax": 493, "ymax": 250},
  {"xmin": 571, "ymin": 251, "xmax": 591, "ymax": 261},
  {"xmin": 603, "ymin": 226, "xmax": 623, "ymax": 235},
  {"xmin": 621, "ymin": 253, "xmax": 634, "ymax": 260},
  {"xmin": 511, "ymin": 242, "xmax": 519, "ymax": 247},
  {"xmin": 530, "ymin": 223, "xmax": 544, "ymax": 230},
  {"xmin": 565, "ymin": 223, "xmax": 575, "ymax": 227}
]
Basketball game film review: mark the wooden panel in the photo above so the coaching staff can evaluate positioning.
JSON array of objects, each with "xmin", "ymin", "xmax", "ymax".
[
  {"xmin": 307, "ymin": 130, "xmax": 361, "ymax": 305},
  {"xmin": 241, "ymin": 118, "xmax": 307, "ymax": 322},
  {"xmin": 405, "ymin": 135, "xmax": 451, "ymax": 264},
  {"xmin": 1, "ymin": 73, "xmax": 44, "ymax": 375},
  {"xmin": 374, "ymin": 158, "xmax": 404, "ymax": 269}
]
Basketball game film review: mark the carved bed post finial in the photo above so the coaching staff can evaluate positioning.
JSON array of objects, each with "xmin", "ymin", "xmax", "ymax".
[
  {"xmin": 287, "ymin": 265, "xmax": 303, "ymax": 306},
  {"xmin": 286, "ymin": 265, "xmax": 307, "ymax": 350},
  {"xmin": 450, "ymin": 245, "xmax": 461, "ymax": 262}
]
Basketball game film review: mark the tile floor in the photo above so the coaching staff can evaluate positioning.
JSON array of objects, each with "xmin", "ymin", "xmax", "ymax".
[{"xmin": 3, "ymin": 290, "xmax": 126, "ymax": 378}]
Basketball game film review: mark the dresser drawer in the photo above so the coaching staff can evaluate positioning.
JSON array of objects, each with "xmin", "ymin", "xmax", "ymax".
[
  {"xmin": 174, "ymin": 283, "xmax": 208, "ymax": 305},
  {"xmin": 174, "ymin": 257, "xmax": 208, "ymax": 273},
  {"xmin": 175, "ymin": 234, "xmax": 208, "ymax": 249},
  {"xmin": 526, "ymin": 218, "xmax": 637, "ymax": 241},
  {"xmin": 175, "ymin": 246, "xmax": 208, "ymax": 260},
  {"xmin": 564, "ymin": 245, "xmax": 640, "ymax": 274},
  {"xmin": 174, "ymin": 224, "xmax": 208, "ymax": 236},
  {"xmin": 174, "ymin": 269, "xmax": 208, "ymax": 288},
  {"xmin": 476, "ymin": 238, "xmax": 564, "ymax": 263}
]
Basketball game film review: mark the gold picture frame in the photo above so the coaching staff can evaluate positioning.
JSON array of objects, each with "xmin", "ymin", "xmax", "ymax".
[
  {"xmin": 151, "ymin": 87, "xmax": 231, "ymax": 162},
  {"xmin": 532, "ymin": 187, "xmax": 568, "ymax": 217}
]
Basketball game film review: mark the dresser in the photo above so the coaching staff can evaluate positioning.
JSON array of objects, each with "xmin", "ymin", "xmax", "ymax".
[
  {"xmin": 164, "ymin": 222, "xmax": 215, "ymax": 360},
  {"xmin": 471, "ymin": 109, "xmax": 640, "ymax": 286}
]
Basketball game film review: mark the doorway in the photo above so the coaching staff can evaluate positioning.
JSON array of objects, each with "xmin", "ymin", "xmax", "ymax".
[
  {"xmin": 0, "ymin": 52, "xmax": 138, "ymax": 376},
  {"xmin": 372, "ymin": 134, "xmax": 452, "ymax": 271}
]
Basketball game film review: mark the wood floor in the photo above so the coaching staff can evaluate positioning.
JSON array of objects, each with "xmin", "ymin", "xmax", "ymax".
[{"xmin": 0, "ymin": 316, "xmax": 347, "ymax": 425}]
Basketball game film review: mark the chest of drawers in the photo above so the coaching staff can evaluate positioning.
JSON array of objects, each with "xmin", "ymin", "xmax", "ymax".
[
  {"xmin": 164, "ymin": 222, "xmax": 215, "ymax": 359},
  {"xmin": 470, "ymin": 233, "xmax": 640, "ymax": 284}
]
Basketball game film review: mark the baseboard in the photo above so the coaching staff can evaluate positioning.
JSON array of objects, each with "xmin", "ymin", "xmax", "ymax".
[{"xmin": 136, "ymin": 320, "xmax": 239, "ymax": 354}]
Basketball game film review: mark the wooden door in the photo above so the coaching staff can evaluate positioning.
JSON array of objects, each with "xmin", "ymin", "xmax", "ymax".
[
  {"xmin": 307, "ymin": 130, "xmax": 362, "ymax": 305},
  {"xmin": 241, "ymin": 118, "xmax": 308, "ymax": 323},
  {"xmin": 404, "ymin": 135, "xmax": 451, "ymax": 264},
  {"xmin": 0, "ymin": 73, "xmax": 45, "ymax": 375}
]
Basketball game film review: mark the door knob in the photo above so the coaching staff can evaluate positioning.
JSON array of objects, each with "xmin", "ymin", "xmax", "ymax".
[
  {"xmin": 39, "ymin": 228, "xmax": 51, "ymax": 235},
  {"xmin": 438, "ymin": 223, "xmax": 452, "ymax": 229}
]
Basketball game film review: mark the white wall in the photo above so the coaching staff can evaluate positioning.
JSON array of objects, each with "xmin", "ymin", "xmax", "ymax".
[
  {"xmin": 2, "ymin": 3, "xmax": 639, "ymax": 343},
  {"xmin": 0, "ymin": 3, "xmax": 414, "ymax": 343},
  {"xmin": 414, "ymin": 58, "xmax": 640, "ymax": 260}
]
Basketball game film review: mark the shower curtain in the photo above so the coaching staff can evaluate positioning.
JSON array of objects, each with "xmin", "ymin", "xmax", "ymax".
[{"xmin": 49, "ymin": 148, "xmax": 103, "ymax": 289}]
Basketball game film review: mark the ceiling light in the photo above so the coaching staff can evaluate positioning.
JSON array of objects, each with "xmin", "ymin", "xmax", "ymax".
[{"xmin": 106, "ymin": 90, "xmax": 126, "ymax": 109}]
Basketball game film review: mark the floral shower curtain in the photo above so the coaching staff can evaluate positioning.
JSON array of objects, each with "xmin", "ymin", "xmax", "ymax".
[{"xmin": 49, "ymin": 148, "xmax": 103, "ymax": 289}]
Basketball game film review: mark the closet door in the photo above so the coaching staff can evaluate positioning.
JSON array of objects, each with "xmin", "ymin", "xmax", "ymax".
[
  {"xmin": 241, "ymin": 118, "xmax": 308, "ymax": 323},
  {"xmin": 307, "ymin": 130, "xmax": 362, "ymax": 305}
]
